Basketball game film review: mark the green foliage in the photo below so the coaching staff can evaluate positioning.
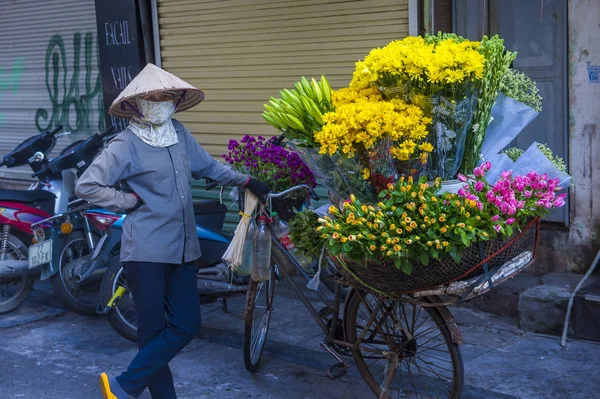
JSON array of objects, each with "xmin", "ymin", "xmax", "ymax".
[
  {"xmin": 503, "ymin": 143, "xmax": 566, "ymax": 172},
  {"xmin": 500, "ymin": 69, "xmax": 542, "ymax": 112},
  {"xmin": 289, "ymin": 209, "xmax": 326, "ymax": 259}
]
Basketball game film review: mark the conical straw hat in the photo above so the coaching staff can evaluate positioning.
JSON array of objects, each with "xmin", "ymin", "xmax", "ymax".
[{"xmin": 109, "ymin": 63, "xmax": 205, "ymax": 118}]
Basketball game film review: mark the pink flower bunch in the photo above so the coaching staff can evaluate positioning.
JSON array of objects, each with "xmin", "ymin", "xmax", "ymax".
[{"xmin": 456, "ymin": 162, "xmax": 567, "ymax": 235}]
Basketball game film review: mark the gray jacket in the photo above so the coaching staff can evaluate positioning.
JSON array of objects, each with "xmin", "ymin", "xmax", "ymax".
[{"xmin": 75, "ymin": 119, "xmax": 248, "ymax": 264}]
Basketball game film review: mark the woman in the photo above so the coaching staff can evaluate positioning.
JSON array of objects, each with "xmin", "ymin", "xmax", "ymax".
[{"xmin": 75, "ymin": 63, "xmax": 270, "ymax": 399}]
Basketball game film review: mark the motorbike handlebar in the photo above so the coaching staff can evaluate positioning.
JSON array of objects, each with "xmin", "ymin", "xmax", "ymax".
[
  {"xmin": 42, "ymin": 125, "xmax": 63, "ymax": 139},
  {"xmin": 99, "ymin": 126, "xmax": 116, "ymax": 140},
  {"xmin": 31, "ymin": 166, "xmax": 48, "ymax": 178},
  {"xmin": 50, "ymin": 125, "xmax": 63, "ymax": 135}
]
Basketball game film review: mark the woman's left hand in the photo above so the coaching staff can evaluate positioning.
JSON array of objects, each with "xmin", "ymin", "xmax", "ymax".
[{"xmin": 244, "ymin": 178, "xmax": 271, "ymax": 204}]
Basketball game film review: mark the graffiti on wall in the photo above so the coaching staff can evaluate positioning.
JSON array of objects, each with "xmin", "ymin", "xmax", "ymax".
[
  {"xmin": 0, "ymin": 57, "xmax": 26, "ymax": 127},
  {"xmin": 35, "ymin": 33, "xmax": 105, "ymax": 134}
]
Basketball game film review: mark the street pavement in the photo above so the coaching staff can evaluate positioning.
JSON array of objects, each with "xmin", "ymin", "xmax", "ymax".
[{"xmin": 1, "ymin": 277, "xmax": 599, "ymax": 399}]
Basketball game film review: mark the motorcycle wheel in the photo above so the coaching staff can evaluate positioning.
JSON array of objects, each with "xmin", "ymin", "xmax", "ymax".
[
  {"xmin": 99, "ymin": 259, "xmax": 138, "ymax": 342},
  {"xmin": 0, "ymin": 234, "xmax": 35, "ymax": 314},
  {"xmin": 49, "ymin": 231, "xmax": 100, "ymax": 315}
]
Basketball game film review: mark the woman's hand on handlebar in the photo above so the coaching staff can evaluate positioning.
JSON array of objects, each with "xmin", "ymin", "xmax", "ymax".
[{"xmin": 244, "ymin": 178, "xmax": 272, "ymax": 204}]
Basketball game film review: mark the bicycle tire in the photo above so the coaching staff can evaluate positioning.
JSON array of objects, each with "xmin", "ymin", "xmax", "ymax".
[
  {"xmin": 243, "ymin": 266, "xmax": 276, "ymax": 372},
  {"xmin": 344, "ymin": 290, "xmax": 464, "ymax": 399},
  {"xmin": 99, "ymin": 260, "xmax": 138, "ymax": 342}
]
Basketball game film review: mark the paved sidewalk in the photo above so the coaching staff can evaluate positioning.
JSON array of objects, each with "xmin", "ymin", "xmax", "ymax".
[{"xmin": 1, "ymin": 278, "xmax": 599, "ymax": 398}]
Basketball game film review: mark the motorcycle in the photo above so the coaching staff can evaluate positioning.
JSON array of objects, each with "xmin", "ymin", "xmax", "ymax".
[
  {"xmin": 0, "ymin": 125, "xmax": 73, "ymax": 313},
  {"xmin": 28, "ymin": 128, "xmax": 117, "ymax": 315}
]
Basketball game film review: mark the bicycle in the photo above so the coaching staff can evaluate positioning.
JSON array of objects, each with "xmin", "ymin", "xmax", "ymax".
[{"xmin": 243, "ymin": 184, "xmax": 533, "ymax": 398}]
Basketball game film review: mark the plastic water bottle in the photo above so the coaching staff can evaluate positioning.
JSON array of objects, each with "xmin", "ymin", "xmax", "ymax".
[
  {"xmin": 251, "ymin": 215, "xmax": 271, "ymax": 281},
  {"xmin": 237, "ymin": 217, "xmax": 255, "ymax": 276},
  {"xmin": 271, "ymin": 212, "xmax": 313, "ymax": 271}
]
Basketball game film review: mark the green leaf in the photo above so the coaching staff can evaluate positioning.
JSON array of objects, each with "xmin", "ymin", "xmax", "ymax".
[
  {"xmin": 418, "ymin": 251, "xmax": 429, "ymax": 266},
  {"xmin": 450, "ymin": 247, "xmax": 462, "ymax": 264},
  {"xmin": 460, "ymin": 232, "xmax": 470, "ymax": 247},
  {"xmin": 400, "ymin": 262, "xmax": 413, "ymax": 275},
  {"xmin": 506, "ymin": 225, "xmax": 514, "ymax": 237}
]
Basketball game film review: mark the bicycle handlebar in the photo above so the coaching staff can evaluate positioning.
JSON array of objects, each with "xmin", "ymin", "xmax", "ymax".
[
  {"xmin": 268, "ymin": 184, "xmax": 319, "ymax": 201},
  {"xmin": 205, "ymin": 178, "xmax": 218, "ymax": 191}
]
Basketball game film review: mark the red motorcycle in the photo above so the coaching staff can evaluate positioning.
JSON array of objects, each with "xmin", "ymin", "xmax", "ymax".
[{"xmin": 0, "ymin": 126, "xmax": 67, "ymax": 313}]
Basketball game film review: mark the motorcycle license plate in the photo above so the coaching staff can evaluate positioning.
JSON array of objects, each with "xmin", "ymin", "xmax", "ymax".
[{"xmin": 28, "ymin": 240, "xmax": 52, "ymax": 269}]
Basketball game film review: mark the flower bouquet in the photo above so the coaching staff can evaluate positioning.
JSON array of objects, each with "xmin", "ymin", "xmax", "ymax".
[
  {"xmin": 349, "ymin": 34, "xmax": 485, "ymax": 180},
  {"xmin": 223, "ymin": 135, "xmax": 316, "ymax": 220}
]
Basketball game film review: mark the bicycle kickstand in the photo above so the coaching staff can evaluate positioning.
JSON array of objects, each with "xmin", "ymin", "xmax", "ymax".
[{"xmin": 320, "ymin": 342, "xmax": 349, "ymax": 380}]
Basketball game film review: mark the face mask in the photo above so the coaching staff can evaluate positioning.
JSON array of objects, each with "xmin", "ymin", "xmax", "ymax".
[
  {"xmin": 128, "ymin": 96, "xmax": 179, "ymax": 148},
  {"xmin": 135, "ymin": 97, "xmax": 176, "ymax": 125}
]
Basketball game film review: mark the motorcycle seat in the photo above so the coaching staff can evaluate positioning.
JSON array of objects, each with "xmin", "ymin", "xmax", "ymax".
[
  {"xmin": 0, "ymin": 189, "xmax": 56, "ymax": 203},
  {"xmin": 193, "ymin": 200, "xmax": 227, "ymax": 215}
]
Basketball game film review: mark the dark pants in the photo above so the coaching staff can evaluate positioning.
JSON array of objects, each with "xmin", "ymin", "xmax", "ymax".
[{"xmin": 116, "ymin": 262, "xmax": 201, "ymax": 398}]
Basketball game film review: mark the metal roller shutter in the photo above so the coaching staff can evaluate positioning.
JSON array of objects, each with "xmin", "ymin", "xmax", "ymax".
[
  {"xmin": 157, "ymin": 0, "xmax": 409, "ymax": 231},
  {"xmin": 157, "ymin": 0, "xmax": 409, "ymax": 157},
  {"xmin": 0, "ymin": 0, "xmax": 103, "ymax": 183}
]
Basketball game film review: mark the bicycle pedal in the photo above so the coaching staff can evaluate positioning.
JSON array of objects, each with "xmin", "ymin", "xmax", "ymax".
[
  {"xmin": 318, "ymin": 306, "xmax": 334, "ymax": 318},
  {"xmin": 325, "ymin": 362, "xmax": 348, "ymax": 380}
]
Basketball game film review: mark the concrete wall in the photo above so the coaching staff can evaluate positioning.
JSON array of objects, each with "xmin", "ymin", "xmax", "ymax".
[{"xmin": 549, "ymin": 0, "xmax": 600, "ymax": 273}]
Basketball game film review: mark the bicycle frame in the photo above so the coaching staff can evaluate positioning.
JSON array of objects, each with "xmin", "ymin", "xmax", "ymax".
[
  {"xmin": 257, "ymin": 184, "xmax": 465, "ymax": 396},
  {"xmin": 264, "ymin": 185, "xmax": 405, "ymax": 357}
]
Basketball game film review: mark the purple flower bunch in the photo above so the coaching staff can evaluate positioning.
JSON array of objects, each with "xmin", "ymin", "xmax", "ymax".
[
  {"xmin": 223, "ymin": 135, "xmax": 316, "ymax": 192},
  {"xmin": 456, "ymin": 162, "xmax": 566, "ymax": 235}
]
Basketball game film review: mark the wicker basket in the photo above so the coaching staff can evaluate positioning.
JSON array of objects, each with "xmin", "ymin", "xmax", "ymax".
[{"xmin": 333, "ymin": 218, "xmax": 540, "ymax": 297}]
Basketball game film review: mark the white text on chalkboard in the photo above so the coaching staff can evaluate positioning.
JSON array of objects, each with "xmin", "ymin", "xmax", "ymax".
[
  {"xmin": 111, "ymin": 66, "xmax": 134, "ymax": 90},
  {"xmin": 105, "ymin": 21, "xmax": 132, "ymax": 46}
]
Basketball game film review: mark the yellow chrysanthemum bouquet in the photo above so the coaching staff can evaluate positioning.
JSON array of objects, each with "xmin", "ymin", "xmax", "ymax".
[
  {"xmin": 350, "ymin": 34, "xmax": 485, "ymax": 181},
  {"xmin": 314, "ymin": 86, "xmax": 432, "ymax": 195}
]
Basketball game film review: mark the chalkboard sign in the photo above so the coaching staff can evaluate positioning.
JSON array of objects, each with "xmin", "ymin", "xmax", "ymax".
[{"xmin": 95, "ymin": 0, "xmax": 146, "ymax": 132}]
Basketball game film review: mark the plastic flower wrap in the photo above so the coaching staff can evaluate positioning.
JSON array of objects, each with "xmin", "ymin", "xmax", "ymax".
[
  {"xmin": 485, "ymin": 142, "xmax": 570, "ymax": 188},
  {"xmin": 479, "ymin": 93, "xmax": 539, "ymax": 160},
  {"xmin": 288, "ymin": 142, "xmax": 373, "ymax": 203}
]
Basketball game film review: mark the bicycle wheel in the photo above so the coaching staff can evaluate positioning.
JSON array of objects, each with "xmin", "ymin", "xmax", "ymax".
[
  {"xmin": 344, "ymin": 290, "xmax": 464, "ymax": 399},
  {"xmin": 99, "ymin": 260, "xmax": 138, "ymax": 342},
  {"xmin": 243, "ymin": 265, "xmax": 276, "ymax": 372}
]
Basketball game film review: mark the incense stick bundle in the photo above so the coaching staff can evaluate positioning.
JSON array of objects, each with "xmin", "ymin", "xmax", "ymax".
[{"xmin": 223, "ymin": 190, "xmax": 260, "ymax": 269}]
